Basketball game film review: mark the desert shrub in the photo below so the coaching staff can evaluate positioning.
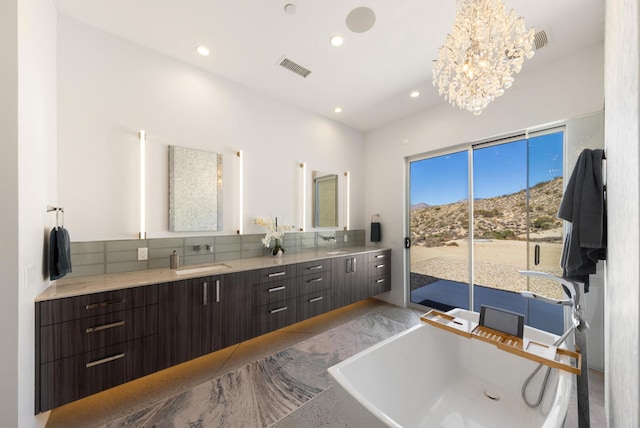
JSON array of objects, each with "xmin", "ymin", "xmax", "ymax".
[
  {"xmin": 492, "ymin": 229, "xmax": 515, "ymax": 239},
  {"xmin": 533, "ymin": 216, "xmax": 556, "ymax": 230},
  {"xmin": 476, "ymin": 208, "xmax": 501, "ymax": 217}
]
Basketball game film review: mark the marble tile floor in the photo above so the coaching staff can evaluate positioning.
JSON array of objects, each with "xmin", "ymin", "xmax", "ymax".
[{"xmin": 46, "ymin": 299, "xmax": 605, "ymax": 427}]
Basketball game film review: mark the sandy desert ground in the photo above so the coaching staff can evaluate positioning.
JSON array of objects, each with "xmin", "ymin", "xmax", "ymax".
[{"xmin": 410, "ymin": 236, "xmax": 565, "ymax": 299}]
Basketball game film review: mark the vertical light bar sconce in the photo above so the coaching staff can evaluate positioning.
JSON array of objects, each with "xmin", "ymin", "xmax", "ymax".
[
  {"xmin": 237, "ymin": 150, "xmax": 244, "ymax": 234},
  {"xmin": 138, "ymin": 130, "xmax": 146, "ymax": 239},
  {"xmin": 344, "ymin": 171, "xmax": 350, "ymax": 231},
  {"xmin": 300, "ymin": 162, "xmax": 307, "ymax": 231}
]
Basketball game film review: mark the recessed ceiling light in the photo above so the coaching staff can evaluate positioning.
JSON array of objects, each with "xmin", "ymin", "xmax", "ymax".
[
  {"xmin": 330, "ymin": 35, "xmax": 344, "ymax": 47},
  {"xmin": 195, "ymin": 46, "xmax": 210, "ymax": 56},
  {"xmin": 334, "ymin": 107, "xmax": 343, "ymax": 113},
  {"xmin": 410, "ymin": 91, "xmax": 420, "ymax": 98},
  {"xmin": 284, "ymin": 3, "xmax": 296, "ymax": 15}
]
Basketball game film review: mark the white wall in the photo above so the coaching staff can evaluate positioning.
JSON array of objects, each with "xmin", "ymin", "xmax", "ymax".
[
  {"xmin": 0, "ymin": 0, "xmax": 58, "ymax": 427},
  {"xmin": 0, "ymin": 1, "xmax": 20, "ymax": 426},
  {"xmin": 604, "ymin": 0, "xmax": 639, "ymax": 425},
  {"xmin": 364, "ymin": 43, "xmax": 605, "ymax": 309},
  {"xmin": 57, "ymin": 17, "xmax": 365, "ymax": 242},
  {"xmin": 18, "ymin": 0, "xmax": 59, "ymax": 426}
]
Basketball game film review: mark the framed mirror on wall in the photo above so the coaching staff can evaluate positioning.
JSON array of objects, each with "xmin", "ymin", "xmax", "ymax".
[
  {"xmin": 169, "ymin": 145, "xmax": 223, "ymax": 231},
  {"xmin": 313, "ymin": 171, "xmax": 339, "ymax": 228}
]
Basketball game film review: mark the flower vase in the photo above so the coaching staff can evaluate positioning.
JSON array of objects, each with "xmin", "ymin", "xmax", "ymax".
[{"xmin": 272, "ymin": 241, "xmax": 284, "ymax": 257}]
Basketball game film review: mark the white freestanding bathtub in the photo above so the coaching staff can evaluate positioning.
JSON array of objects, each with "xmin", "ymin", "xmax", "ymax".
[{"xmin": 328, "ymin": 309, "xmax": 573, "ymax": 428}]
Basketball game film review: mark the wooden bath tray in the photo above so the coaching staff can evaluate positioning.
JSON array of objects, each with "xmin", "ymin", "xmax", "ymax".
[{"xmin": 420, "ymin": 309, "xmax": 581, "ymax": 375}]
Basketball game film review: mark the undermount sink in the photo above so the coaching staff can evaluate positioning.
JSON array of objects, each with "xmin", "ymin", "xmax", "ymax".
[
  {"xmin": 174, "ymin": 264, "xmax": 230, "ymax": 275},
  {"xmin": 326, "ymin": 250, "xmax": 348, "ymax": 255}
]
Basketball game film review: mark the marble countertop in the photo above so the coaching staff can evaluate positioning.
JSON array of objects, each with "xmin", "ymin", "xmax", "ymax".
[{"xmin": 36, "ymin": 246, "xmax": 390, "ymax": 302}]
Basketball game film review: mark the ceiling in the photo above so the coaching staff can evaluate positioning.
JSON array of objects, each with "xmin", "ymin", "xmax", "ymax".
[{"xmin": 52, "ymin": 0, "xmax": 605, "ymax": 132}]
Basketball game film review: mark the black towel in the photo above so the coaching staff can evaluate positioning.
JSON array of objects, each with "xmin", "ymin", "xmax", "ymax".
[
  {"xmin": 50, "ymin": 227, "xmax": 72, "ymax": 280},
  {"xmin": 558, "ymin": 149, "xmax": 606, "ymax": 291},
  {"xmin": 371, "ymin": 222, "xmax": 381, "ymax": 242}
]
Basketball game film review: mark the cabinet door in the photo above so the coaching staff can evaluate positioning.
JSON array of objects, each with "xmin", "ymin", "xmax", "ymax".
[
  {"xmin": 331, "ymin": 256, "xmax": 352, "ymax": 309},
  {"xmin": 158, "ymin": 277, "xmax": 215, "ymax": 368},
  {"xmin": 330, "ymin": 254, "xmax": 368, "ymax": 307},
  {"xmin": 212, "ymin": 272, "xmax": 252, "ymax": 351},
  {"xmin": 350, "ymin": 254, "xmax": 369, "ymax": 303}
]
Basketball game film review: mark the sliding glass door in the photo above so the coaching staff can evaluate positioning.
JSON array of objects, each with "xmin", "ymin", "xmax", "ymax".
[
  {"xmin": 409, "ymin": 150, "xmax": 470, "ymax": 311},
  {"xmin": 408, "ymin": 128, "xmax": 564, "ymax": 334}
]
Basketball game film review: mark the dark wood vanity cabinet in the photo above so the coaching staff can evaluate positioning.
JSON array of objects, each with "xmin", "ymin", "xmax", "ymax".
[
  {"xmin": 35, "ymin": 248, "xmax": 389, "ymax": 413},
  {"xmin": 35, "ymin": 285, "xmax": 158, "ymax": 413},
  {"xmin": 251, "ymin": 265, "xmax": 298, "ymax": 336},
  {"xmin": 368, "ymin": 249, "xmax": 391, "ymax": 296},
  {"xmin": 158, "ymin": 272, "xmax": 251, "ymax": 369},
  {"xmin": 296, "ymin": 259, "xmax": 333, "ymax": 322},
  {"xmin": 251, "ymin": 259, "xmax": 333, "ymax": 335},
  {"xmin": 331, "ymin": 253, "xmax": 368, "ymax": 309}
]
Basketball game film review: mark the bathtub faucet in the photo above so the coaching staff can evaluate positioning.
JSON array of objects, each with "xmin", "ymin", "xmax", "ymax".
[
  {"xmin": 518, "ymin": 270, "xmax": 585, "ymax": 331},
  {"xmin": 518, "ymin": 270, "xmax": 590, "ymax": 427}
]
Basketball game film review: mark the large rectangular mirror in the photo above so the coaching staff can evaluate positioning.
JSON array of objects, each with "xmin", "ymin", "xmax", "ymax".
[
  {"xmin": 169, "ymin": 145, "xmax": 223, "ymax": 231},
  {"xmin": 313, "ymin": 171, "xmax": 338, "ymax": 228}
]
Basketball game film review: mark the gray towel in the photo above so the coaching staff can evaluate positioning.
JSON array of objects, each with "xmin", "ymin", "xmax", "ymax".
[
  {"xmin": 50, "ymin": 226, "xmax": 72, "ymax": 280},
  {"xmin": 558, "ymin": 149, "xmax": 606, "ymax": 289}
]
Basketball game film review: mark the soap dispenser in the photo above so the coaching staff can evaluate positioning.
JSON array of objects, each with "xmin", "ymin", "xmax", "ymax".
[{"xmin": 170, "ymin": 250, "xmax": 180, "ymax": 269}]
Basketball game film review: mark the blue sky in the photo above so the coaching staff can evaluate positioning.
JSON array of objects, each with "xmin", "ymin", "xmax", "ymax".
[{"xmin": 410, "ymin": 132, "xmax": 563, "ymax": 206}]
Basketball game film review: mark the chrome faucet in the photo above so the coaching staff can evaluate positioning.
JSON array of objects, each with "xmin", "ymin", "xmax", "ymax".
[
  {"xmin": 518, "ymin": 270, "xmax": 585, "ymax": 331},
  {"xmin": 518, "ymin": 270, "xmax": 590, "ymax": 426},
  {"xmin": 319, "ymin": 233, "xmax": 336, "ymax": 243}
]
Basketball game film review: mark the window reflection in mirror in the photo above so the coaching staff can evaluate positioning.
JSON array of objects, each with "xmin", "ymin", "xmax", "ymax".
[
  {"xmin": 313, "ymin": 172, "xmax": 338, "ymax": 228},
  {"xmin": 169, "ymin": 145, "xmax": 223, "ymax": 231}
]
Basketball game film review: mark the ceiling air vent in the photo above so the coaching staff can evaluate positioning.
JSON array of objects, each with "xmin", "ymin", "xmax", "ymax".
[
  {"xmin": 533, "ymin": 30, "xmax": 549, "ymax": 50},
  {"xmin": 278, "ymin": 57, "xmax": 312, "ymax": 78}
]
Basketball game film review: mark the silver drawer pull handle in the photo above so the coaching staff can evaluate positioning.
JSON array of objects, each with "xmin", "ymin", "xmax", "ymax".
[
  {"xmin": 309, "ymin": 296, "xmax": 323, "ymax": 303},
  {"xmin": 270, "ymin": 306, "xmax": 288, "ymax": 314},
  {"xmin": 308, "ymin": 278, "xmax": 323, "ymax": 283},
  {"xmin": 376, "ymin": 278, "xmax": 386, "ymax": 283},
  {"xmin": 86, "ymin": 352, "xmax": 125, "ymax": 368},
  {"xmin": 268, "ymin": 271, "xmax": 286, "ymax": 278},
  {"xmin": 85, "ymin": 298, "xmax": 124, "ymax": 310},
  {"xmin": 375, "ymin": 254, "xmax": 385, "ymax": 259},
  {"xmin": 216, "ymin": 280, "xmax": 220, "ymax": 303},
  {"xmin": 85, "ymin": 320, "xmax": 125, "ymax": 333},
  {"xmin": 308, "ymin": 265, "xmax": 323, "ymax": 270},
  {"xmin": 203, "ymin": 282, "xmax": 208, "ymax": 306},
  {"xmin": 268, "ymin": 286, "xmax": 286, "ymax": 293},
  {"xmin": 376, "ymin": 264, "xmax": 385, "ymax": 268}
]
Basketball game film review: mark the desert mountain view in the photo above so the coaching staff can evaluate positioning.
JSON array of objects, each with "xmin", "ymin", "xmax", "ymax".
[{"xmin": 410, "ymin": 177, "xmax": 563, "ymax": 247}]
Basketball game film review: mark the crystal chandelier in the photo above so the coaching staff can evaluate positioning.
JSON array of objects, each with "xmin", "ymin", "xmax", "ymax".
[{"xmin": 432, "ymin": 0, "xmax": 535, "ymax": 115}]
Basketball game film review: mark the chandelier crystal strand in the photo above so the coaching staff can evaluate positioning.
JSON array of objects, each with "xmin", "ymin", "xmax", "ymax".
[{"xmin": 432, "ymin": 0, "xmax": 535, "ymax": 115}]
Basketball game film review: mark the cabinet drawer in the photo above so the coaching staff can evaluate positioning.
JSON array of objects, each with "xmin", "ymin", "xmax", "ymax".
[
  {"xmin": 252, "ymin": 278, "xmax": 296, "ymax": 307},
  {"xmin": 368, "ymin": 275, "xmax": 391, "ymax": 296},
  {"xmin": 298, "ymin": 272, "xmax": 331, "ymax": 295},
  {"xmin": 251, "ymin": 265, "xmax": 296, "ymax": 284},
  {"xmin": 295, "ymin": 259, "xmax": 330, "ymax": 276},
  {"xmin": 368, "ymin": 250, "xmax": 390, "ymax": 263},
  {"xmin": 39, "ymin": 285, "xmax": 159, "ymax": 326},
  {"xmin": 297, "ymin": 289, "xmax": 332, "ymax": 322},
  {"xmin": 39, "ymin": 304, "xmax": 158, "ymax": 364},
  {"xmin": 38, "ymin": 335, "xmax": 158, "ymax": 412},
  {"xmin": 253, "ymin": 298, "xmax": 297, "ymax": 336},
  {"xmin": 368, "ymin": 260, "xmax": 390, "ymax": 277}
]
